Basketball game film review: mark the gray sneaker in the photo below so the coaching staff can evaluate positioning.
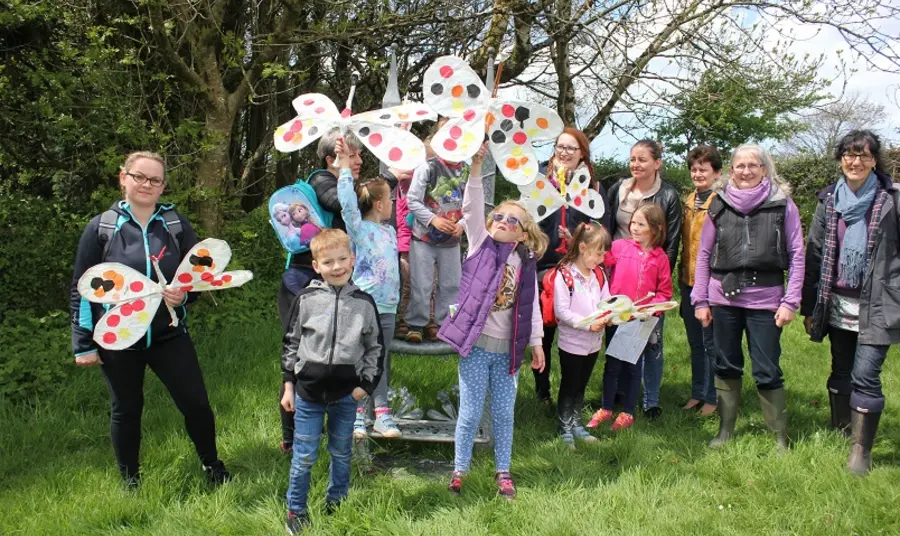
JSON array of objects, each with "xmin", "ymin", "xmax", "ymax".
[{"xmin": 373, "ymin": 412, "xmax": 402, "ymax": 438}]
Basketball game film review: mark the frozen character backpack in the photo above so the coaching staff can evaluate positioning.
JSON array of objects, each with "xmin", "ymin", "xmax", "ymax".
[{"xmin": 269, "ymin": 171, "xmax": 333, "ymax": 256}]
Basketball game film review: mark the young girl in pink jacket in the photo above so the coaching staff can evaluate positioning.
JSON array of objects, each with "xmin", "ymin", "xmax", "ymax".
[
  {"xmin": 589, "ymin": 203, "xmax": 673, "ymax": 431},
  {"xmin": 552, "ymin": 223, "xmax": 612, "ymax": 447}
]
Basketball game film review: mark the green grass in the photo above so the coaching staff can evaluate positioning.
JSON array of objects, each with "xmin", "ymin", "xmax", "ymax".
[{"xmin": 2, "ymin": 294, "xmax": 899, "ymax": 535}]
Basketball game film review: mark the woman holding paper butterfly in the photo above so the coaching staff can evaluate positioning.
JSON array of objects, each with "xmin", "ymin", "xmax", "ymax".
[
  {"xmin": 692, "ymin": 144, "xmax": 805, "ymax": 451},
  {"xmin": 69, "ymin": 151, "xmax": 230, "ymax": 488}
]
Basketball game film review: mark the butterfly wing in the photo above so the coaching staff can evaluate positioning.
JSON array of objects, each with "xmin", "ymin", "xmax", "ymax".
[
  {"xmin": 172, "ymin": 238, "xmax": 232, "ymax": 288},
  {"xmin": 352, "ymin": 122, "xmax": 430, "ymax": 171},
  {"xmin": 488, "ymin": 101, "xmax": 564, "ymax": 185},
  {"xmin": 353, "ymin": 103, "xmax": 436, "ymax": 125},
  {"xmin": 565, "ymin": 167, "xmax": 606, "ymax": 219},
  {"xmin": 423, "ymin": 56, "xmax": 490, "ymax": 117},
  {"xmin": 93, "ymin": 294, "xmax": 163, "ymax": 350},
  {"xmin": 429, "ymin": 110, "xmax": 488, "ymax": 162},
  {"xmin": 172, "ymin": 270, "xmax": 255, "ymax": 292},
  {"xmin": 273, "ymin": 94, "xmax": 341, "ymax": 153},
  {"xmin": 518, "ymin": 176, "xmax": 565, "ymax": 223},
  {"xmin": 77, "ymin": 263, "xmax": 160, "ymax": 304}
]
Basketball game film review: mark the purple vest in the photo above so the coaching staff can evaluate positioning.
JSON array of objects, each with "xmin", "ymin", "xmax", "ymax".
[{"xmin": 438, "ymin": 238, "xmax": 537, "ymax": 374}]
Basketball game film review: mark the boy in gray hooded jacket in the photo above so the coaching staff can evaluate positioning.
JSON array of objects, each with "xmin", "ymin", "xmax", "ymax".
[{"xmin": 281, "ymin": 229, "xmax": 384, "ymax": 534}]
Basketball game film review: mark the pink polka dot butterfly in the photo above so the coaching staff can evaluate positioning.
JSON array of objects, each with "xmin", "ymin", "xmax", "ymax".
[
  {"xmin": 424, "ymin": 55, "xmax": 564, "ymax": 185},
  {"xmin": 273, "ymin": 81, "xmax": 436, "ymax": 171},
  {"xmin": 77, "ymin": 238, "xmax": 253, "ymax": 350},
  {"xmin": 518, "ymin": 165, "xmax": 606, "ymax": 223}
]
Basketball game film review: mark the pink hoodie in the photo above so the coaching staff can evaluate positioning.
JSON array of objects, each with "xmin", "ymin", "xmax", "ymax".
[
  {"xmin": 606, "ymin": 239, "xmax": 673, "ymax": 304},
  {"xmin": 395, "ymin": 179, "xmax": 412, "ymax": 253}
]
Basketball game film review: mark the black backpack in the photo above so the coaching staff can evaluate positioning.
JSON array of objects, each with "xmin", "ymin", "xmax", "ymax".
[{"xmin": 97, "ymin": 209, "xmax": 184, "ymax": 261}]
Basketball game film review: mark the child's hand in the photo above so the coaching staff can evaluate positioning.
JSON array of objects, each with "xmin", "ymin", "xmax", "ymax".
[
  {"xmin": 389, "ymin": 167, "xmax": 413, "ymax": 182},
  {"xmin": 352, "ymin": 387, "xmax": 367, "ymax": 401},
  {"xmin": 471, "ymin": 142, "xmax": 488, "ymax": 165},
  {"xmin": 558, "ymin": 225, "xmax": 572, "ymax": 242},
  {"xmin": 432, "ymin": 217, "xmax": 457, "ymax": 234},
  {"xmin": 589, "ymin": 317, "xmax": 608, "ymax": 332},
  {"xmin": 334, "ymin": 138, "xmax": 351, "ymax": 170},
  {"xmin": 451, "ymin": 223, "xmax": 464, "ymax": 237},
  {"xmin": 530, "ymin": 345, "xmax": 546, "ymax": 373},
  {"xmin": 281, "ymin": 382, "xmax": 295, "ymax": 412}
]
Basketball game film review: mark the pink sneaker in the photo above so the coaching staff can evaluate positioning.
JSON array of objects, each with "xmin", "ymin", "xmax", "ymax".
[
  {"xmin": 611, "ymin": 412, "xmax": 634, "ymax": 431},
  {"xmin": 587, "ymin": 408, "xmax": 614, "ymax": 428},
  {"xmin": 495, "ymin": 471, "xmax": 516, "ymax": 500}
]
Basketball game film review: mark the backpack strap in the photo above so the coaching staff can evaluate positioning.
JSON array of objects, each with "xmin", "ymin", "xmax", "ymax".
[
  {"xmin": 161, "ymin": 211, "xmax": 184, "ymax": 258},
  {"xmin": 98, "ymin": 210, "xmax": 120, "ymax": 261},
  {"xmin": 559, "ymin": 266, "xmax": 576, "ymax": 296}
]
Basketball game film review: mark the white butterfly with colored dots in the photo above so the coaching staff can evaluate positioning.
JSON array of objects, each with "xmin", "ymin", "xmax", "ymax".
[
  {"xmin": 77, "ymin": 238, "xmax": 253, "ymax": 350},
  {"xmin": 518, "ymin": 166, "xmax": 606, "ymax": 222},
  {"xmin": 273, "ymin": 88, "xmax": 436, "ymax": 171},
  {"xmin": 423, "ymin": 55, "xmax": 564, "ymax": 185}
]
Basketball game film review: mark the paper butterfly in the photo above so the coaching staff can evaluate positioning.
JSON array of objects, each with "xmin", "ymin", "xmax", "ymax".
[
  {"xmin": 273, "ymin": 91, "xmax": 436, "ymax": 171},
  {"xmin": 575, "ymin": 295, "xmax": 679, "ymax": 328},
  {"xmin": 519, "ymin": 166, "xmax": 606, "ymax": 222},
  {"xmin": 423, "ymin": 55, "xmax": 564, "ymax": 185},
  {"xmin": 77, "ymin": 238, "xmax": 253, "ymax": 350}
]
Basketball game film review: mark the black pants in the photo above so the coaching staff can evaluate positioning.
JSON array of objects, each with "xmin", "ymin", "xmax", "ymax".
[
  {"xmin": 711, "ymin": 305, "xmax": 784, "ymax": 390},
  {"xmin": 557, "ymin": 348, "xmax": 599, "ymax": 412},
  {"xmin": 99, "ymin": 334, "xmax": 218, "ymax": 478},
  {"xmin": 828, "ymin": 326, "xmax": 890, "ymax": 413},
  {"xmin": 532, "ymin": 325, "xmax": 556, "ymax": 400}
]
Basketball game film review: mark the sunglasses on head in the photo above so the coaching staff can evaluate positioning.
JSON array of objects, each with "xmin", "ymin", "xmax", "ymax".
[{"xmin": 492, "ymin": 212, "xmax": 522, "ymax": 228}]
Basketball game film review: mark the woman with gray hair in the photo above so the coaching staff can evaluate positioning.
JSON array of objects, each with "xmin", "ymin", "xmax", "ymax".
[
  {"xmin": 691, "ymin": 144, "xmax": 805, "ymax": 451},
  {"xmin": 802, "ymin": 130, "xmax": 900, "ymax": 475}
]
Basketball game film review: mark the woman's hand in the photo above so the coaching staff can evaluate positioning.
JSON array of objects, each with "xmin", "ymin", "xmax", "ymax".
[
  {"xmin": 162, "ymin": 287, "xmax": 186, "ymax": 307},
  {"xmin": 530, "ymin": 345, "xmax": 546, "ymax": 373},
  {"xmin": 695, "ymin": 306, "xmax": 712, "ymax": 328},
  {"xmin": 75, "ymin": 352, "xmax": 103, "ymax": 366},
  {"xmin": 774, "ymin": 306, "xmax": 794, "ymax": 328},
  {"xmin": 803, "ymin": 316, "xmax": 814, "ymax": 336}
]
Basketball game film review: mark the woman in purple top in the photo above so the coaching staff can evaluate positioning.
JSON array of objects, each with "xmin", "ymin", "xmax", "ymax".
[
  {"xmin": 802, "ymin": 130, "xmax": 900, "ymax": 475},
  {"xmin": 692, "ymin": 144, "xmax": 805, "ymax": 451}
]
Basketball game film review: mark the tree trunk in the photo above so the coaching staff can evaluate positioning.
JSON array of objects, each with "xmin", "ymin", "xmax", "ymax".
[{"xmin": 195, "ymin": 105, "xmax": 236, "ymax": 234}]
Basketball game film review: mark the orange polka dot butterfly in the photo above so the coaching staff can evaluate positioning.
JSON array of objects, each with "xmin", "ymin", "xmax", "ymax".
[
  {"xmin": 423, "ymin": 55, "xmax": 564, "ymax": 185},
  {"xmin": 77, "ymin": 238, "xmax": 253, "ymax": 350},
  {"xmin": 273, "ymin": 79, "xmax": 436, "ymax": 171},
  {"xmin": 518, "ymin": 166, "xmax": 606, "ymax": 222}
]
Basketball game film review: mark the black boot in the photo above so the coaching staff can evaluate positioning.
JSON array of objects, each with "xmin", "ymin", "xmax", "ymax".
[
  {"xmin": 848, "ymin": 409, "xmax": 881, "ymax": 476},
  {"xmin": 571, "ymin": 395, "xmax": 597, "ymax": 442},
  {"xmin": 758, "ymin": 388, "xmax": 789, "ymax": 451},
  {"xmin": 828, "ymin": 391, "xmax": 851, "ymax": 436},
  {"xmin": 557, "ymin": 397, "xmax": 575, "ymax": 447},
  {"xmin": 709, "ymin": 378, "xmax": 741, "ymax": 448}
]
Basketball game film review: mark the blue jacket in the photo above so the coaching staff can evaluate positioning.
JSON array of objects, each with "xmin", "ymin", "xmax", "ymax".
[{"xmin": 70, "ymin": 201, "xmax": 198, "ymax": 355}]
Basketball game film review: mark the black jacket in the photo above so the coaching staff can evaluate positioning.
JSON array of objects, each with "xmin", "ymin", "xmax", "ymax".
[
  {"xmin": 801, "ymin": 172, "xmax": 900, "ymax": 345},
  {"xmin": 70, "ymin": 202, "xmax": 199, "ymax": 355},
  {"xmin": 607, "ymin": 178, "xmax": 683, "ymax": 272}
]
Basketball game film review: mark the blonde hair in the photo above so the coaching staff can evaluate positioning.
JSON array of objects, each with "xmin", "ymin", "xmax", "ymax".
[
  {"xmin": 558, "ymin": 222, "xmax": 611, "ymax": 267},
  {"xmin": 309, "ymin": 228, "xmax": 351, "ymax": 260},
  {"xmin": 632, "ymin": 203, "xmax": 666, "ymax": 249},
  {"xmin": 488, "ymin": 200, "xmax": 549, "ymax": 258},
  {"xmin": 355, "ymin": 177, "xmax": 391, "ymax": 216},
  {"xmin": 120, "ymin": 151, "xmax": 166, "ymax": 178}
]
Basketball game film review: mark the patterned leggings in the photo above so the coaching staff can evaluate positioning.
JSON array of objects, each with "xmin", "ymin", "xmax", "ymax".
[{"xmin": 454, "ymin": 346, "xmax": 519, "ymax": 473}]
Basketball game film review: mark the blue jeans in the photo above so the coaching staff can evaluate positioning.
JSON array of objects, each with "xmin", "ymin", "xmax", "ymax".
[
  {"xmin": 680, "ymin": 284, "xmax": 716, "ymax": 404},
  {"xmin": 827, "ymin": 327, "xmax": 890, "ymax": 413},
  {"xmin": 455, "ymin": 346, "xmax": 519, "ymax": 473},
  {"xmin": 286, "ymin": 393, "xmax": 356, "ymax": 515},
  {"xmin": 712, "ymin": 306, "xmax": 784, "ymax": 390},
  {"xmin": 641, "ymin": 316, "xmax": 664, "ymax": 409}
]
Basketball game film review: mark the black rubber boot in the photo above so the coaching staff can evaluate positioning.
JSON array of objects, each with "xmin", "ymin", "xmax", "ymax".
[
  {"xmin": 758, "ymin": 388, "xmax": 789, "ymax": 451},
  {"xmin": 557, "ymin": 396, "xmax": 575, "ymax": 447},
  {"xmin": 709, "ymin": 378, "xmax": 742, "ymax": 448},
  {"xmin": 848, "ymin": 409, "xmax": 881, "ymax": 476},
  {"xmin": 828, "ymin": 391, "xmax": 851, "ymax": 436}
]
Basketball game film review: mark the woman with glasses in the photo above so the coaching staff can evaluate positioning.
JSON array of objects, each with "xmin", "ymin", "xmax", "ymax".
[
  {"xmin": 69, "ymin": 151, "xmax": 230, "ymax": 488},
  {"xmin": 692, "ymin": 144, "xmax": 804, "ymax": 451},
  {"xmin": 606, "ymin": 140, "xmax": 682, "ymax": 420},
  {"xmin": 530, "ymin": 127, "xmax": 611, "ymax": 405},
  {"xmin": 802, "ymin": 130, "xmax": 900, "ymax": 475}
]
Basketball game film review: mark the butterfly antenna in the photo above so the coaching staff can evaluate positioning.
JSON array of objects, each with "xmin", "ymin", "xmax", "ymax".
[{"xmin": 485, "ymin": 47, "xmax": 496, "ymax": 94}]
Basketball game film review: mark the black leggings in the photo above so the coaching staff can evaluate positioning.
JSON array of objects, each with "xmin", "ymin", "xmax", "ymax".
[
  {"xmin": 557, "ymin": 348, "xmax": 599, "ymax": 409},
  {"xmin": 99, "ymin": 334, "xmax": 218, "ymax": 479}
]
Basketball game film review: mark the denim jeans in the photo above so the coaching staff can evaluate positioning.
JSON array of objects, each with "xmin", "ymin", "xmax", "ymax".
[
  {"xmin": 711, "ymin": 306, "xmax": 784, "ymax": 390},
  {"xmin": 286, "ymin": 393, "xmax": 356, "ymax": 515},
  {"xmin": 680, "ymin": 284, "xmax": 716, "ymax": 404},
  {"xmin": 828, "ymin": 327, "xmax": 890, "ymax": 413},
  {"xmin": 641, "ymin": 316, "xmax": 664, "ymax": 409}
]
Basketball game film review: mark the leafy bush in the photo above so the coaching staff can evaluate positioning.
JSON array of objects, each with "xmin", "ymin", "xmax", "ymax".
[
  {"xmin": 0, "ymin": 309, "xmax": 70, "ymax": 401},
  {"xmin": 776, "ymin": 154, "xmax": 839, "ymax": 229}
]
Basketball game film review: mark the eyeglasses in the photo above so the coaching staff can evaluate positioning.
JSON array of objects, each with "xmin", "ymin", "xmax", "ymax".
[
  {"xmin": 492, "ymin": 212, "xmax": 522, "ymax": 228},
  {"xmin": 732, "ymin": 163, "xmax": 761, "ymax": 172},
  {"xmin": 126, "ymin": 172, "xmax": 165, "ymax": 187},
  {"xmin": 555, "ymin": 145, "xmax": 580, "ymax": 155},
  {"xmin": 842, "ymin": 153, "xmax": 874, "ymax": 164}
]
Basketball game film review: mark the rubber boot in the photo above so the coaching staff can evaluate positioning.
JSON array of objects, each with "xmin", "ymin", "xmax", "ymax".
[
  {"xmin": 571, "ymin": 395, "xmax": 598, "ymax": 443},
  {"xmin": 557, "ymin": 396, "xmax": 575, "ymax": 448},
  {"xmin": 847, "ymin": 409, "xmax": 881, "ymax": 476},
  {"xmin": 758, "ymin": 387, "xmax": 789, "ymax": 451},
  {"xmin": 709, "ymin": 377, "xmax": 742, "ymax": 448},
  {"xmin": 828, "ymin": 391, "xmax": 851, "ymax": 436}
]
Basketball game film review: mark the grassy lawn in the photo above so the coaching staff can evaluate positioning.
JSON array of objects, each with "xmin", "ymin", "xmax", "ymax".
[{"xmin": 2, "ymin": 292, "xmax": 899, "ymax": 535}]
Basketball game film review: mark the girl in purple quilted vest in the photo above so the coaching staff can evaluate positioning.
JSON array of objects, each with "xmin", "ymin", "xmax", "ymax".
[{"xmin": 438, "ymin": 144, "xmax": 548, "ymax": 501}]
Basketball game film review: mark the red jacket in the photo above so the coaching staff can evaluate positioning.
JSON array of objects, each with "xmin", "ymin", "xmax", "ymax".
[{"xmin": 606, "ymin": 239, "xmax": 673, "ymax": 304}]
